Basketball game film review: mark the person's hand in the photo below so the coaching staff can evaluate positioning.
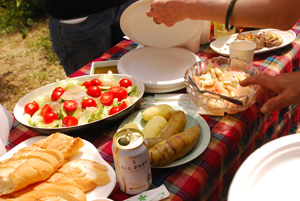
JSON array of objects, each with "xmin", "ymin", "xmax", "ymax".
[
  {"xmin": 146, "ymin": 0, "xmax": 189, "ymax": 27},
  {"xmin": 239, "ymin": 72, "xmax": 300, "ymax": 114}
]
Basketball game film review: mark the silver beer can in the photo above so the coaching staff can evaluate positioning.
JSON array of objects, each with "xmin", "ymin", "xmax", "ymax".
[{"xmin": 112, "ymin": 128, "xmax": 152, "ymax": 195}]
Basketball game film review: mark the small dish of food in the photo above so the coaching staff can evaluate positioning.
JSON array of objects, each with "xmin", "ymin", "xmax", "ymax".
[
  {"xmin": 90, "ymin": 60, "xmax": 119, "ymax": 75},
  {"xmin": 14, "ymin": 72, "xmax": 144, "ymax": 135},
  {"xmin": 184, "ymin": 56, "xmax": 261, "ymax": 114}
]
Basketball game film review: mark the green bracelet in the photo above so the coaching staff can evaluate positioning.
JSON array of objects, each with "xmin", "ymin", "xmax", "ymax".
[{"xmin": 225, "ymin": 0, "xmax": 237, "ymax": 31}]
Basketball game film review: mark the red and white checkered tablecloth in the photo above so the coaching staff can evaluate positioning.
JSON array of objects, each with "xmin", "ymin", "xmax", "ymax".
[{"xmin": 7, "ymin": 20, "xmax": 300, "ymax": 201}]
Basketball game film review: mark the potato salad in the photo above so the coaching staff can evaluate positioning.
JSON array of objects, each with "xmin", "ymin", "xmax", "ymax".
[{"xmin": 192, "ymin": 66, "xmax": 253, "ymax": 98}]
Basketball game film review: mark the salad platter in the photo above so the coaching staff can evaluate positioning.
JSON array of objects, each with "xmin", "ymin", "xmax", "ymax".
[{"xmin": 14, "ymin": 73, "xmax": 144, "ymax": 135}]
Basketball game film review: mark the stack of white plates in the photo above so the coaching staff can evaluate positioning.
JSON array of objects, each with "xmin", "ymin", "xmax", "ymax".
[
  {"xmin": 118, "ymin": 0, "xmax": 202, "ymax": 93},
  {"xmin": 228, "ymin": 133, "xmax": 300, "ymax": 201}
]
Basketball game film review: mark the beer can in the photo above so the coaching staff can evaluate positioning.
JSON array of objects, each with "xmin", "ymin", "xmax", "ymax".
[{"xmin": 112, "ymin": 128, "xmax": 152, "ymax": 195}]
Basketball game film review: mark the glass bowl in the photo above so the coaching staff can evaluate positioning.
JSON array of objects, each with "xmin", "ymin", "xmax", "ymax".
[{"xmin": 184, "ymin": 56, "xmax": 261, "ymax": 114}]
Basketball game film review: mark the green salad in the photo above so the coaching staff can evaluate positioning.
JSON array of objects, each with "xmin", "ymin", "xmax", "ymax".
[{"xmin": 23, "ymin": 72, "xmax": 140, "ymax": 128}]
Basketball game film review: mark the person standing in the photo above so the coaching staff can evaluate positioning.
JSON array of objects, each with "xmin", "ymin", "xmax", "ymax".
[{"xmin": 44, "ymin": 0, "xmax": 138, "ymax": 76}]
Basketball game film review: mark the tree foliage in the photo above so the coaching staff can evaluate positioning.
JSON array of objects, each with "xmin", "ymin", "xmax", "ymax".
[{"xmin": 0, "ymin": 0, "xmax": 48, "ymax": 36}]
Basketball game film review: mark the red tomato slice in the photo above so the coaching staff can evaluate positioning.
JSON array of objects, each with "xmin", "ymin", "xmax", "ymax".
[
  {"xmin": 91, "ymin": 78, "xmax": 102, "ymax": 86},
  {"xmin": 109, "ymin": 107, "xmax": 120, "ymax": 115},
  {"xmin": 100, "ymin": 91, "xmax": 114, "ymax": 106},
  {"xmin": 119, "ymin": 101, "xmax": 127, "ymax": 111},
  {"xmin": 63, "ymin": 100, "xmax": 78, "ymax": 112},
  {"xmin": 62, "ymin": 116, "xmax": 78, "ymax": 127},
  {"xmin": 53, "ymin": 87, "xmax": 65, "ymax": 93},
  {"xmin": 109, "ymin": 86, "xmax": 128, "ymax": 101},
  {"xmin": 41, "ymin": 104, "xmax": 52, "ymax": 117},
  {"xmin": 43, "ymin": 112, "xmax": 58, "ymax": 124},
  {"xmin": 87, "ymin": 85, "xmax": 102, "ymax": 98},
  {"xmin": 51, "ymin": 90, "xmax": 64, "ymax": 101},
  {"xmin": 24, "ymin": 101, "xmax": 39, "ymax": 116},
  {"xmin": 119, "ymin": 78, "xmax": 132, "ymax": 88},
  {"xmin": 82, "ymin": 81, "xmax": 92, "ymax": 89},
  {"xmin": 82, "ymin": 98, "xmax": 97, "ymax": 109}
]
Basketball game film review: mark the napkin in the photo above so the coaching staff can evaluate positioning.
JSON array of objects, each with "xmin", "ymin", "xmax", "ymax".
[
  {"xmin": 140, "ymin": 93, "xmax": 224, "ymax": 116},
  {"xmin": 0, "ymin": 104, "xmax": 13, "ymax": 157},
  {"xmin": 124, "ymin": 185, "xmax": 170, "ymax": 201}
]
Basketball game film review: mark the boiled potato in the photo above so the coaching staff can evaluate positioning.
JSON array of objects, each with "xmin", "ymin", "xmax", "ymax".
[
  {"xmin": 143, "ymin": 116, "xmax": 168, "ymax": 138},
  {"xmin": 142, "ymin": 104, "xmax": 174, "ymax": 122},
  {"xmin": 122, "ymin": 122, "xmax": 140, "ymax": 130}
]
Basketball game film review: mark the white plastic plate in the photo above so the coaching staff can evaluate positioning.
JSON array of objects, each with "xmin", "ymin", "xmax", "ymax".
[
  {"xmin": 0, "ymin": 137, "xmax": 116, "ymax": 200},
  {"xmin": 228, "ymin": 133, "xmax": 300, "ymax": 201},
  {"xmin": 117, "ymin": 47, "xmax": 199, "ymax": 93},
  {"xmin": 210, "ymin": 29, "xmax": 296, "ymax": 56},
  {"xmin": 120, "ymin": 0, "xmax": 202, "ymax": 48},
  {"xmin": 118, "ymin": 106, "xmax": 211, "ymax": 168}
]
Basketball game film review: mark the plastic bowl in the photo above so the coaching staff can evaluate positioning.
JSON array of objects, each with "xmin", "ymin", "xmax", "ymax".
[{"xmin": 184, "ymin": 56, "xmax": 261, "ymax": 114}]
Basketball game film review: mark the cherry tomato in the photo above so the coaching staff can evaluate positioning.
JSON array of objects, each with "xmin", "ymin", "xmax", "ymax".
[
  {"xmin": 119, "ymin": 78, "xmax": 132, "ymax": 88},
  {"xmin": 82, "ymin": 98, "xmax": 97, "ymax": 109},
  {"xmin": 43, "ymin": 112, "xmax": 58, "ymax": 124},
  {"xmin": 24, "ymin": 101, "xmax": 39, "ymax": 116},
  {"xmin": 62, "ymin": 116, "xmax": 78, "ymax": 127},
  {"xmin": 41, "ymin": 104, "xmax": 52, "ymax": 117},
  {"xmin": 109, "ymin": 86, "xmax": 128, "ymax": 101},
  {"xmin": 109, "ymin": 107, "xmax": 120, "ymax": 115},
  {"xmin": 100, "ymin": 91, "xmax": 114, "ymax": 106},
  {"xmin": 119, "ymin": 101, "xmax": 127, "ymax": 111},
  {"xmin": 53, "ymin": 87, "xmax": 65, "ymax": 93},
  {"xmin": 63, "ymin": 100, "xmax": 78, "ymax": 112},
  {"xmin": 87, "ymin": 85, "xmax": 102, "ymax": 98},
  {"xmin": 82, "ymin": 81, "xmax": 92, "ymax": 89},
  {"xmin": 91, "ymin": 78, "xmax": 102, "ymax": 86},
  {"xmin": 51, "ymin": 90, "xmax": 64, "ymax": 101}
]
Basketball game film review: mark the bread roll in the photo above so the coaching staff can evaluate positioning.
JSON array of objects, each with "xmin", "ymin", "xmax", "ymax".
[
  {"xmin": 33, "ymin": 132, "xmax": 85, "ymax": 159},
  {"xmin": 0, "ymin": 147, "xmax": 64, "ymax": 196},
  {"xmin": 4, "ymin": 184, "xmax": 87, "ymax": 201},
  {"xmin": 57, "ymin": 159, "xmax": 111, "ymax": 192}
]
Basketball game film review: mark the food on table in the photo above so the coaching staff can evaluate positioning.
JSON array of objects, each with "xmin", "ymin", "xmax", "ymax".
[
  {"xmin": 32, "ymin": 132, "xmax": 85, "ymax": 159},
  {"xmin": 235, "ymin": 31, "xmax": 283, "ymax": 49},
  {"xmin": 0, "ymin": 146, "xmax": 65, "ymax": 196},
  {"xmin": 192, "ymin": 65, "xmax": 254, "ymax": 109},
  {"xmin": 146, "ymin": 110, "xmax": 186, "ymax": 148},
  {"xmin": 142, "ymin": 116, "xmax": 168, "ymax": 138},
  {"xmin": 141, "ymin": 104, "xmax": 174, "ymax": 122},
  {"xmin": 56, "ymin": 159, "xmax": 111, "ymax": 192},
  {"xmin": 121, "ymin": 122, "xmax": 139, "ymax": 130},
  {"xmin": 148, "ymin": 125, "xmax": 201, "ymax": 167},
  {"xmin": 23, "ymin": 72, "xmax": 140, "ymax": 128},
  {"xmin": 0, "ymin": 133, "xmax": 111, "ymax": 200}
]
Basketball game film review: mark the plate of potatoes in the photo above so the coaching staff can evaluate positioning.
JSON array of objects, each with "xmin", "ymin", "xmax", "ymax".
[{"xmin": 118, "ymin": 104, "xmax": 211, "ymax": 168}]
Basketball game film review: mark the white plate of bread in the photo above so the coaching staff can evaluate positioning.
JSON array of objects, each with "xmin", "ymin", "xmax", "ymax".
[{"xmin": 0, "ymin": 133, "xmax": 116, "ymax": 201}]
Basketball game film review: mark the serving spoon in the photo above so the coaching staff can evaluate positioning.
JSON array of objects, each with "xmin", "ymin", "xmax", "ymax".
[{"xmin": 188, "ymin": 76, "xmax": 244, "ymax": 106}]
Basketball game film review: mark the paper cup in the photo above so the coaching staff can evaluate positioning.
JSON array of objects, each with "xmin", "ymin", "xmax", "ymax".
[{"xmin": 229, "ymin": 40, "xmax": 256, "ymax": 63}]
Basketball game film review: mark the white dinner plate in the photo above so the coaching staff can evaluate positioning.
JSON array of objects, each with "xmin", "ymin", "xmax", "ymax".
[
  {"xmin": 118, "ymin": 106, "xmax": 211, "ymax": 168},
  {"xmin": 120, "ymin": 0, "xmax": 202, "ymax": 48},
  {"xmin": 0, "ymin": 137, "xmax": 116, "ymax": 200},
  {"xmin": 210, "ymin": 29, "xmax": 296, "ymax": 56},
  {"xmin": 117, "ymin": 47, "xmax": 199, "ymax": 93},
  {"xmin": 228, "ymin": 133, "xmax": 300, "ymax": 201}
]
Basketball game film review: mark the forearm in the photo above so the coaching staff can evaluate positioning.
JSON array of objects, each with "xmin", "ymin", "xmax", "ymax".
[{"xmin": 188, "ymin": 0, "xmax": 299, "ymax": 30}]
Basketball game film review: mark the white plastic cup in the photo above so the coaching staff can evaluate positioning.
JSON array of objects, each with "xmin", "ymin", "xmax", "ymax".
[{"xmin": 229, "ymin": 40, "xmax": 256, "ymax": 63}]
